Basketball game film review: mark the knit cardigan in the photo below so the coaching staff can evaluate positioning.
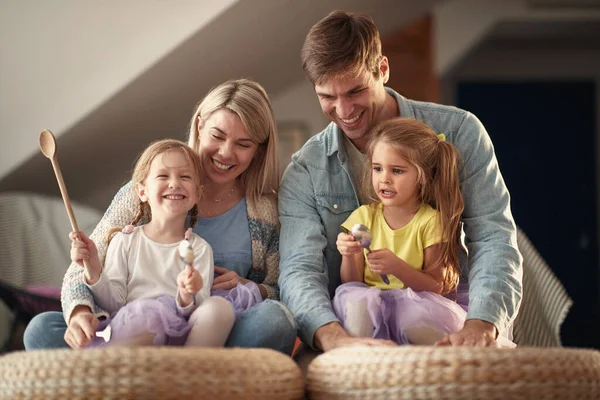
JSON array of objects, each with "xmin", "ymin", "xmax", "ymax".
[{"xmin": 61, "ymin": 182, "xmax": 280, "ymax": 322}]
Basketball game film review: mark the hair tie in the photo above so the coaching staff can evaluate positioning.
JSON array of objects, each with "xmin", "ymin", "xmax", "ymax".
[
  {"xmin": 436, "ymin": 133, "xmax": 446, "ymax": 143},
  {"xmin": 122, "ymin": 225, "xmax": 135, "ymax": 234},
  {"xmin": 184, "ymin": 227, "xmax": 193, "ymax": 241}
]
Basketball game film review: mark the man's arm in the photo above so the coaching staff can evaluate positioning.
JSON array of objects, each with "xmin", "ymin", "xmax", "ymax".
[
  {"xmin": 278, "ymin": 160, "xmax": 339, "ymax": 348},
  {"xmin": 454, "ymin": 112, "xmax": 523, "ymax": 336},
  {"xmin": 278, "ymin": 158, "xmax": 396, "ymax": 350}
]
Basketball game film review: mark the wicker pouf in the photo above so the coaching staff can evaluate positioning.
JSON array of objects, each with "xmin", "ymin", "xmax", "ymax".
[
  {"xmin": 306, "ymin": 346, "xmax": 600, "ymax": 399},
  {"xmin": 0, "ymin": 347, "xmax": 304, "ymax": 400}
]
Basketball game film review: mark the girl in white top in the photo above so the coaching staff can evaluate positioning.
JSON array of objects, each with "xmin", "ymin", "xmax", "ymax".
[{"xmin": 70, "ymin": 139, "xmax": 235, "ymax": 347}]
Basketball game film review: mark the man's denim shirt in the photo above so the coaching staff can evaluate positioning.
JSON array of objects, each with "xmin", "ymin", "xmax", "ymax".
[{"xmin": 278, "ymin": 88, "xmax": 523, "ymax": 347}]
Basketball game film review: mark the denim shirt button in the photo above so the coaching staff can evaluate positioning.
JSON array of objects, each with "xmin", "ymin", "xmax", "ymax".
[{"xmin": 333, "ymin": 204, "xmax": 338, "ymax": 209}]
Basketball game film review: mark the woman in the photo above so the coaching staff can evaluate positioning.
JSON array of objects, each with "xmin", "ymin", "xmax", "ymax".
[{"xmin": 24, "ymin": 79, "xmax": 297, "ymax": 354}]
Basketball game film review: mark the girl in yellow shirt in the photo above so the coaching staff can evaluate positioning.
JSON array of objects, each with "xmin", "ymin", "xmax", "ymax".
[{"xmin": 334, "ymin": 118, "xmax": 514, "ymax": 346}]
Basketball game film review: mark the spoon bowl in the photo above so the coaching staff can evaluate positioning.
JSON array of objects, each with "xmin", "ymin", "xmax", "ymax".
[
  {"xmin": 351, "ymin": 224, "xmax": 372, "ymax": 250},
  {"xmin": 178, "ymin": 239, "xmax": 195, "ymax": 265},
  {"xmin": 39, "ymin": 129, "xmax": 57, "ymax": 159}
]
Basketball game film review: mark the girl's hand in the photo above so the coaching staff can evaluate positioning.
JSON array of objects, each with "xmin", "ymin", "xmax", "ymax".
[
  {"xmin": 69, "ymin": 231, "xmax": 102, "ymax": 284},
  {"xmin": 64, "ymin": 305, "xmax": 99, "ymax": 349},
  {"xmin": 336, "ymin": 232, "xmax": 362, "ymax": 257},
  {"xmin": 69, "ymin": 231, "xmax": 98, "ymax": 265},
  {"xmin": 177, "ymin": 264, "xmax": 203, "ymax": 294},
  {"xmin": 212, "ymin": 266, "xmax": 248, "ymax": 290},
  {"xmin": 366, "ymin": 249, "xmax": 401, "ymax": 275}
]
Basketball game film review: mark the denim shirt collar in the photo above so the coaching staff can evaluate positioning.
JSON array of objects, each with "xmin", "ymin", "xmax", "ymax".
[
  {"xmin": 390, "ymin": 87, "xmax": 416, "ymax": 120},
  {"xmin": 327, "ymin": 87, "xmax": 414, "ymax": 162}
]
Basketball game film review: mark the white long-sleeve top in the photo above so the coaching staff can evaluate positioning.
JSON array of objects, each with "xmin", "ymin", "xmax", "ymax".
[{"xmin": 86, "ymin": 226, "xmax": 213, "ymax": 316}]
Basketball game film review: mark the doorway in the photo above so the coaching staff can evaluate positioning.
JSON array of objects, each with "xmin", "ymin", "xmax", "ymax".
[{"xmin": 457, "ymin": 81, "xmax": 599, "ymax": 348}]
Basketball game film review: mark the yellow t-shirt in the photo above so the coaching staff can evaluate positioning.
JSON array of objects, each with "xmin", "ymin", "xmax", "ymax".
[{"xmin": 341, "ymin": 203, "xmax": 443, "ymax": 290}]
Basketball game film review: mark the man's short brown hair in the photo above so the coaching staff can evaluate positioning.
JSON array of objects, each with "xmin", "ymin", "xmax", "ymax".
[{"xmin": 301, "ymin": 10, "xmax": 382, "ymax": 85}]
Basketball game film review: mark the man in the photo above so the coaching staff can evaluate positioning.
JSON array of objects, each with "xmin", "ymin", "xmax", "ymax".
[{"xmin": 278, "ymin": 10, "xmax": 522, "ymax": 352}]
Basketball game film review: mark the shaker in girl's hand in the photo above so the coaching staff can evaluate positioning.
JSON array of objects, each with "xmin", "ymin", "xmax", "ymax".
[
  {"xmin": 178, "ymin": 239, "xmax": 195, "ymax": 265},
  {"xmin": 351, "ymin": 224, "xmax": 390, "ymax": 285}
]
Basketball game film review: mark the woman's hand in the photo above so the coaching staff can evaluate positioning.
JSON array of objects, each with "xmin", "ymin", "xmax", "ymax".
[
  {"xmin": 64, "ymin": 305, "xmax": 100, "ymax": 349},
  {"xmin": 366, "ymin": 249, "xmax": 401, "ymax": 275},
  {"xmin": 69, "ymin": 231, "xmax": 102, "ymax": 284},
  {"xmin": 336, "ymin": 232, "xmax": 362, "ymax": 257},
  {"xmin": 212, "ymin": 266, "xmax": 248, "ymax": 290}
]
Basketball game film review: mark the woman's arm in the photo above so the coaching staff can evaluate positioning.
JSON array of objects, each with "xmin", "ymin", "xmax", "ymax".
[
  {"xmin": 260, "ymin": 221, "xmax": 279, "ymax": 300},
  {"xmin": 61, "ymin": 182, "xmax": 137, "ymax": 323},
  {"xmin": 248, "ymin": 194, "xmax": 280, "ymax": 300}
]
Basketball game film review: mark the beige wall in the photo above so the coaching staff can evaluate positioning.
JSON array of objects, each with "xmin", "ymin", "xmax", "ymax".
[{"xmin": 0, "ymin": 0, "xmax": 236, "ymax": 180}]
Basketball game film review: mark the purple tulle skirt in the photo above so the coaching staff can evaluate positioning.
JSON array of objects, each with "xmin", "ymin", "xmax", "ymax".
[
  {"xmin": 334, "ymin": 282, "xmax": 468, "ymax": 344},
  {"xmin": 88, "ymin": 295, "xmax": 191, "ymax": 348},
  {"xmin": 211, "ymin": 281, "xmax": 263, "ymax": 318}
]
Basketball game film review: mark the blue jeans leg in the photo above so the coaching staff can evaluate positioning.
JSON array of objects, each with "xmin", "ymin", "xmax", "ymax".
[
  {"xmin": 225, "ymin": 299, "xmax": 297, "ymax": 355},
  {"xmin": 23, "ymin": 311, "xmax": 69, "ymax": 350}
]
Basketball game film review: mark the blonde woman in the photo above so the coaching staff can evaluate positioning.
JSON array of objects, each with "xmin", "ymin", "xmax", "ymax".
[{"xmin": 25, "ymin": 79, "xmax": 297, "ymax": 354}]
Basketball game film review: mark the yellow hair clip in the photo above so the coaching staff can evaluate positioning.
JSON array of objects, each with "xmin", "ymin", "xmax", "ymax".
[{"xmin": 436, "ymin": 133, "xmax": 446, "ymax": 142}]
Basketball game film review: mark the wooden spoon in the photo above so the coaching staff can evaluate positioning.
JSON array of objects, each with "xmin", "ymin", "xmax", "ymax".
[{"xmin": 39, "ymin": 129, "xmax": 92, "ymax": 281}]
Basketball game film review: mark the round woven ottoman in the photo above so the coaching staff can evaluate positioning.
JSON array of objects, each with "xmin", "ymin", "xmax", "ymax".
[
  {"xmin": 306, "ymin": 346, "xmax": 600, "ymax": 399},
  {"xmin": 0, "ymin": 347, "xmax": 304, "ymax": 399}
]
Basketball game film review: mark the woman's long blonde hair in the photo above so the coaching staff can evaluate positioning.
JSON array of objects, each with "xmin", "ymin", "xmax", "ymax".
[
  {"xmin": 106, "ymin": 139, "xmax": 203, "ymax": 243},
  {"xmin": 188, "ymin": 79, "xmax": 279, "ymax": 204},
  {"xmin": 364, "ymin": 118, "xmax": 465, "ymax": 294}
]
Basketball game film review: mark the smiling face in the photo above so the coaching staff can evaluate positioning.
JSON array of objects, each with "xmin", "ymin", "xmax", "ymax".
[
  {"xmin": 314, "ymin": 58, "xmax": 390, "ymax": 151},
  {"xmin": 197, "ymin": 109, "xmax": 258, "ymax": 186},
  {"xmin": 137, "ymin": 150, "xmax": 198, "ymax": 221},
  {"xmin": 371, "ymin": 142, "xmax": 420, "ymax": 210}
]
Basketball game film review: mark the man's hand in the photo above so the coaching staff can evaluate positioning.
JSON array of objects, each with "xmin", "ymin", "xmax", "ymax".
[
  {"xmin": 435, "ymin": 319, "xmax": 498, "ymax": 347},
  {"xmin": 314, "ymin": 321, "xmax": 396, "ymax": 352},
  {"xmin": 64, "ymin": 305, "xmax": 100, "ymax": 349}
]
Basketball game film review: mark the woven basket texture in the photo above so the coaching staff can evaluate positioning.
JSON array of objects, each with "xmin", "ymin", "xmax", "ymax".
[
  {"xmin": 306, "ymin": 346, "xmax": 600, "ymax": 400},
  {"xmin": 0, "ymin": 347, "xmax": 304, "ymax": 400}
]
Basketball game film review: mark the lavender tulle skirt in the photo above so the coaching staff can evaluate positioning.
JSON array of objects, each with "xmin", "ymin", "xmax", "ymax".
[
  {"xmin": 88, "ymin": 283, "xmax": 263, "ymax": 348},
  {"xmin": 333, "ymin": 282, "xmax": 515, "ymax": 347},
  {"xmin": 89, "ymin": 295, "xmax": 191, "ymax": 348},
  {"xmin": 212, "ymin": 281, "xmax": 263, "ymax": 318}
]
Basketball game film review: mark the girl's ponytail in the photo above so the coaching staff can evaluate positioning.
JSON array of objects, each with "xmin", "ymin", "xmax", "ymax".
[
  {"xmin": 430, "ymin": 140, "xmax": 464, "ymax": 294},
  {"xmin": 104, "ymin": 200, "xmax": 150, "ymax": 245}
]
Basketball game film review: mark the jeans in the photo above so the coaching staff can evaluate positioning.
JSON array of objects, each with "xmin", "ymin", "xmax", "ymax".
[{"xmin": 24, "ymin": 299, "xmax": 297, "ymax": 355}]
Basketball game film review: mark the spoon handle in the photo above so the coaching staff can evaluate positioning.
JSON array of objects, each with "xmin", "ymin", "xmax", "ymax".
[
  {"xmin": 365, "ymin": 246, "xmax": 390, "ymax": 285},
  {"xmin": 50, "ymin": 158, "xmax": 93, "ymax": 281}
]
